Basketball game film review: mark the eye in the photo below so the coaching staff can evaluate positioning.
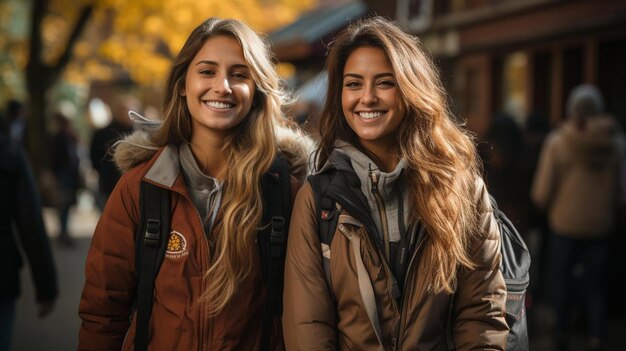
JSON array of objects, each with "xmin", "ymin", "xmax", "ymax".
[
  {"xmin": 199, "ymin": 69, "xmax": 215, "ymax": 76},
  {"xmin": 344, "ymin": 80, "xmax": 362, "ymax": 88},
  {"xmin": 378, "ymin": 79, "xmax": 396, "ymax": 87},
  {"xmin": 231, "ymin": 72, "xmax": 249, "ymax": 80}
]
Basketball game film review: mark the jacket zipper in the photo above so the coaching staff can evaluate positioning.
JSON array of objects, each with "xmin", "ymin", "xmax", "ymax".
[
  {"xmin": 326, "ymin": 178, "xmax": 401, "ymax": 348},
  {"xmin": 180, "ymin": 193, "xmax": 212, "ymax": 351},
  {"xmin": 369, "ymin": 168, "xmax": 391, "ymax": 262},
  {"xmin": 393, "ymin": 224, "xmax": 426, "ymax": 351}
]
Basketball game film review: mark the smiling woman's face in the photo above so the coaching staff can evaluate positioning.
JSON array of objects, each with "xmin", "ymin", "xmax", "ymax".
[
  {"xmin": 341, "ymin": 46, "xmax": 406, "ymax": 154},
  {"xmin": 182, "ymin": 35, "xmax": 256, "ymax": 142}
]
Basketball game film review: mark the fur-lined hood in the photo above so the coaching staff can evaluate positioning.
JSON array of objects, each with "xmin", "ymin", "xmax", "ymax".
[{"xmin": 112, "ymin": 112, "xmax": 315, "ymax": 180}]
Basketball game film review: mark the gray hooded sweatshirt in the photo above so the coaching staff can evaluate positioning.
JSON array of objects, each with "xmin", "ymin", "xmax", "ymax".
[{"xmin": 318, "ymin": 141, "xmax": 413, "ymax": 270}]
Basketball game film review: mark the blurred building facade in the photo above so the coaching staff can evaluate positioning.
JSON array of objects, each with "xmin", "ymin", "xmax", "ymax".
[
  {"xmin": 270, "ymin": 0, "xmax": 368, "ymax": 86},
  {"xmin": 272, "ymin": 0, "xmax": 626, "ymax": 136},
  {"xmin": 405, "ymin": 0, "xmax": 626, "ymax": 136}
]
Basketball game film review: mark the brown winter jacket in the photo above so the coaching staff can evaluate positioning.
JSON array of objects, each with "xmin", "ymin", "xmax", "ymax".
[
  {"xmin": 283, "ymin": 174, "xmax": 508, "ymax": 350},
  {"xmin": 79, "ymin": 131, "xmax": 310, "ymax": 350}
]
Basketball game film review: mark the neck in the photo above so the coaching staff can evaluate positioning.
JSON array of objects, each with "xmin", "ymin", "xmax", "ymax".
[
  {"xmin": 360, "ymin": 139, "xmax": 399, "ymax": 173},
  {"xmin": 189, "ymin": 131, "xmax": 229, "ymax": 180}
]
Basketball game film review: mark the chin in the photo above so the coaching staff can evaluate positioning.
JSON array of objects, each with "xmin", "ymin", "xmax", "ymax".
[{"xmin": 355, "ymin": 131, "xmax": 382, "ymax": 141}]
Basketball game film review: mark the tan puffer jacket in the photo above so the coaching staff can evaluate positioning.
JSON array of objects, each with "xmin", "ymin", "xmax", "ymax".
[{"xmin": 283, "ymin": 170, "xmax": 508, "ymax": 350}]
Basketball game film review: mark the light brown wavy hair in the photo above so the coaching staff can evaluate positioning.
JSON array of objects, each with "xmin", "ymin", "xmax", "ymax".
[
  {"xmin": 316, "ymin": 17, "xmax": 482, "ymax": 293},
  {"xmin": 153, "ymin": 17, "xmax": 293, "ymax": 315}
]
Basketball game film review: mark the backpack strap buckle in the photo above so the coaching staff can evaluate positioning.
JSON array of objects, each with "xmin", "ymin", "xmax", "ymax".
[
  {"xmin": 270, "ymin": 216, "xmax": 285, "ymax": 259},
  {"xmin": 145, "ymin": 219, "xmax": 161, "ymax": 247}
]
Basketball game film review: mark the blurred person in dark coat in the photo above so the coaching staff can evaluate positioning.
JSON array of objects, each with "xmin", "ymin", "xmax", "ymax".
[
  {"xmin": 51, "ymin": 112, "xmax": 81, "ymax": 247},
  {"xmin": 523, "ymin": 111, "xmax": 551, "ymax": 305},
  {"xmin": 532, "ymin": 84, "xmax": 626, "ymax": 351},
  {"xmin": 481, "ymin": 112, "xmax": 529, "ymax": 233},
  {"xmin": 89, "ymin": 96, "xmax": 136, "ymax": 211},
  {"xmin": 5, "ymin": 99, "xmax": 27, "ymax": 146},
  {"xmin": 0, "ymin": 114, "xmax": 58, "ymax": 350}
]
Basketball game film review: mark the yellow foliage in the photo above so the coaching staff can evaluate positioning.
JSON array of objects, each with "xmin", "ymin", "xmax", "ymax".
[
  {"xmin": 63, "ymin": 58, "xmax": 112, "ymax": 85},
  {"xmin": 1, "ymin": 0, "xmax": 315, "ymax": 90},
  {"xmin": 73, "ymin": 41, "xmax": 91, "ymax": 59},
  {"xmin": 88, "ymin": 0, "xmax": 315, "ymax": 85},
  {"xmin": 276, "ymin": 62, "xmax": 296, "ymax": 80},
  {"xmin": 12, "ymin": 43, "xmax": 28, "ymax": 70},
  {"xmin": 42, "ymin": 14, "xmax": 69, "ymax": 61}
]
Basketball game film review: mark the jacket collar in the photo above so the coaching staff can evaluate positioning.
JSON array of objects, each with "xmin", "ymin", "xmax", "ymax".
[{"xmin": 144, "ymin": 144, "xmax": 180, "ymax": 188}]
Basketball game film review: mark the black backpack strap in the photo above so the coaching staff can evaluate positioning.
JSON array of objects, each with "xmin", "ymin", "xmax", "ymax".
[
  {"xmin": 307, "ymin": 172, "xmax": 339, "ymax": 300},
  {"xmin": 489, "ymin": 195, "xmax": 530, "ymax": 351},
  {"xmin": 260, "ymin": 156, "xmax": 291, "ymax": 351},
  {"xmin": 134, "ymin": 181, "xmax": 171, "ymax": 351}
]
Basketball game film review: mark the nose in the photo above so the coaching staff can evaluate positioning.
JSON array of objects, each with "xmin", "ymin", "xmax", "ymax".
[
  {"xmin": 213, "ymin": 74, "xmax": 232, "ymax": 96},
  {"xmin": 360, "ymin": 84, "xmax": 378, "ymax": 105}
]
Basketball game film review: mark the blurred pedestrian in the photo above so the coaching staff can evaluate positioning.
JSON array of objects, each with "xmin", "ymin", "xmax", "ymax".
[
  {"xmin": 523, "ymin": 111, "xmax": 551, "ymax": 305},
  {"xmin": 5, "ymin": 99, "xmax": 27, "ymax": 146},
  {"xmin": 0, "ymin": 114, "xmax": 58, "ymax": 350},
  {"xmin": 531, "ymin": 84, "xmax": 626, "ymax": 351},
  {"xmin": 481, "ymin": 112, "xmax": 528, "ymax": 233},
  {"xmin": 51, "ymin": 112, "xmax": 81, "ymax": 247},
  {"xmin": 89, "ymin": 95, "xmax": 136, "ymax": 210}
]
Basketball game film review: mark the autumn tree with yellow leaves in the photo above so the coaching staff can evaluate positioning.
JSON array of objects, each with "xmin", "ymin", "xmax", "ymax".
[{"xmin": 3, "ymin": 0, "xmax": 312, "ymax": 172}]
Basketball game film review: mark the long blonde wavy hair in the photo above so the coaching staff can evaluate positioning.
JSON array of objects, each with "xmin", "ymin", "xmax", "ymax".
[
  {"xmin": 316, "ymin": 17, "xmax": 482, "ymax": 294},
  {"xmin": 152, "ymin": 18, "xmax": 293, "ymax": 315}
]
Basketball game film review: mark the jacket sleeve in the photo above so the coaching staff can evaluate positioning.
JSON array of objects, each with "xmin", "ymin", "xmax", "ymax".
[
  {"xmin": 453, "ymin": 178, "xmax": 509, "ymax": 351},
  {"xmin": 531, "ymin": 132, "xmax": 559, "ymax": 211},
  {"xmin": 283, "ymin": 183, "xmax": 338, "ymax": 350},
  {"xmin": 78, "ymin": 174, "xmax": 139, "ymax": 350},
  {"xmin": 14, "ymin": 147, "xmax": 58, "ymax": 303}
]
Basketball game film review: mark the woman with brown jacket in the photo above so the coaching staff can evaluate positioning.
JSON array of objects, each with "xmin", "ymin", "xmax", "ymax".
[
  {"xmin": 78, "ymin": 18, "xmax": 309, "ymax": 350},
  {"xmin": 283, "ymin": 18, "xmax": 508, "ymax": 350}
]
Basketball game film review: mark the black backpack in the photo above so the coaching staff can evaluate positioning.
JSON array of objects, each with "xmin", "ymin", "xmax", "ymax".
[
  {"xmin": 133, "ymin": 156, "xmax": 291, "ymax": 351},
  {"xmin": 490, "ymin": 195, "xmax": 530, "ymax": 351},
  {"xmin": 308, "ymin": 171, "xmax": 530, "ymax": 351}
]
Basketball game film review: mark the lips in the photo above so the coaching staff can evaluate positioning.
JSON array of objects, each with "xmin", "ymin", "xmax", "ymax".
[
  {"xmin": 357, "ymin": 111, "xmax": 386, "ymax": 119},
  {"xmin": 204, "ymin": 100, "xmax": 235, "ymax": 109}
]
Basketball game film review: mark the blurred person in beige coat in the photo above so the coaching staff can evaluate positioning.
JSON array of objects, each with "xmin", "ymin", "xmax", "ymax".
[{"xmin": 531, "ymin": 84, "xmax": 626, "ymax": 351}]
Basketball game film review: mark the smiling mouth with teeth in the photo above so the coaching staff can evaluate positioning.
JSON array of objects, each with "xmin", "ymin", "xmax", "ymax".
[
  {"xmin": 358, "ymin": 111, "xmax": 385, "ymax": 119},
  {"xmin": 205, "ymin": 101, "xmax": 235, "ymax": 109}
]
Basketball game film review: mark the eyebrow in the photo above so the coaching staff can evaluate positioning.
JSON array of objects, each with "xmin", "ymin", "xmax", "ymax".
[
  {"xmin": 195, "ymin": 60, "xmax": 249, "ymax": 69},
  {"xmin": 343, "ymin": 72, "xmax": 394, "ymax": 79}
]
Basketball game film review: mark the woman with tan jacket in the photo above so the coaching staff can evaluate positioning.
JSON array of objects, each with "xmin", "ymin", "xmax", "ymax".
[{"xmin": 283, "ymin": 17, "xmax": 508, "ymax": 350}]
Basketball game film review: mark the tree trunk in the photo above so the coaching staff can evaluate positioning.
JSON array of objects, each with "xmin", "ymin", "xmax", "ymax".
[
  {"xmin": 25, "ymin": 0, "xmax": 93, "ymax": 174},
  {"xmin": 25, "ymin": 81, "xmax": 50, "ymax": 174}
]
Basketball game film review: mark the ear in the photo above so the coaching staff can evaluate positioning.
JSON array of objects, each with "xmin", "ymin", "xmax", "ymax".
[{"xmin": 180, "ymin": 87, "xmax": 186, "ymax": 97}]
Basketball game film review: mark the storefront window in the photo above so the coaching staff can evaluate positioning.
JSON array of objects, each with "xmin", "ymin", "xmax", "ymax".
[{"xmin": 502, "ymin": 52, "xmax": 528, "ymax": 125}]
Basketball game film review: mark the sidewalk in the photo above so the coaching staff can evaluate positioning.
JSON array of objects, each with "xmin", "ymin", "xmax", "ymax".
[
  {"xmin": 13, "ymin": 191, "xmax": 100, "ymax": 351},
  {"xmin": 42, "ymin": 190, "xmax": 100, "ymax": 239}
]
